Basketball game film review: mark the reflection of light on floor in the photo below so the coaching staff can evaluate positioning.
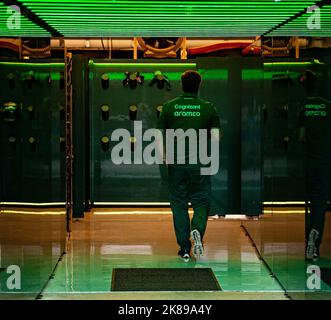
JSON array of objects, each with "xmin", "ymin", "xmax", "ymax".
[
  {"xmin": 264, "ymin": 243, "xmax": 288, "ymax": 255},
  {"xmin": 207, "ymin": 249, "xmax": 228, "ymax": 271},
  {"xmin": 52, "ymin": 244, "xmax": 61, "ymax": 257},
  {"xmin": 23, "ymin": 246, "xmax": 43, "ymax": 256},
  {"xmin": 263, "ymin": 210, "xmax": 305, "ymax": 214},
  {"xmin": 263, "ymin": 202, "xmax": 305, "ymax": 205},
  {"xmin": 0, "ymin": 202, "xmax": 65, "ymax": 206},
  {"xmin": 94, "ymin": 202, "xmax": 170, "ymax": 206},
  {"xmin": 94, "ymin": 210, "xmax": 194, "ymax": 215},
  {"xmin": 287, "ymin": 243, "xmax": 305, "ymax": 254},
  {"xmin": 95, "ymin": 211, "xmax": 173, "ymax": 215},
  {"xmin": 100, "ymin": 245, "xmax": 153, "ymax": 255},
  {"xmin": 241, "ymin": 245, "xmax": 261, "ymax": 272},
  {"xmin": 225, "ymin": 215, "xmax": 247, "ymax": 220},
  {"xmin": 0, "ymin": 210, "xmax": 65, "ymax": 215}
]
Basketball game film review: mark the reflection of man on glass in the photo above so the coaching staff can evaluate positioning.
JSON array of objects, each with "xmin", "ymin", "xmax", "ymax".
[
  {"xmin": 157, "ymin": 70, "xmax": 221, "ymax": 262},
  {"xmin": 298, "ymin": 70, "xmax": 331, "ymax": 261}
]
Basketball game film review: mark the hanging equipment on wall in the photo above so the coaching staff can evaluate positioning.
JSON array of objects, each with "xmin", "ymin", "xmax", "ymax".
[
  {"xmin": 8, "ymin": 136, "xmax": 16, "ymax": 149},
  {"xmin": 8, "ymin": 136, "xmax": 16, "ymax": 144},
  {"xmin": 101, "ymin": 73, "xmax": 110, "ymax": 89},
  {"xmin": 60, "ymin": 136, "xmax": 65, "ymax": 151},
  {"xmin": 23, "ymin": 71, "xmax": 36, "ymax": 89},
  {"xmin": 149, "ymin": 71, "xmax": 171, "ymax": 90},
  {"xmin": 101, "ymin": 136, "xmax": 110, "ymax": 152},
  {"xmin": 27, "ymin": 105, "xmax": 35, "ymax": 120},
  {"xmin": 130, "ymin": 136, "xmax": 136, "ymax": 152},
  {"xmin": 283, "ymin": 136, "xmax": 289, "ymax": 151},
  {"xmin": 101, "ymin": 104, "xmax": 110, "ymax": 121},
  {"xmin": 28, "ymin": 136, "xmax": 37, "ymax": 152},
  {"xmin": 129, "ymin": 105, "xmax": 138, "ymax": 120},
  {"xmin": 123, "ymin": 72, "xmax": 144, "ymax": 89},
  {"xmin": 2, "ymin": 102, "xmax": 18, "ymax": 123}
]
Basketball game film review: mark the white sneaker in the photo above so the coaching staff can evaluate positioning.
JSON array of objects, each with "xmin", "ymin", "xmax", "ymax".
[
  {"xmin": 306, "ymin": 229, "xmax": 319, "ymax": 261},
  {"xmin": 191, "ymin": 229, "xmax": 204, "ymax": 258}
]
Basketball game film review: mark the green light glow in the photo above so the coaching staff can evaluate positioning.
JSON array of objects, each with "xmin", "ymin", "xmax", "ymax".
[
  {"xmin": 13, "ymin": 0, "xmax": 316, "ymax": 37},
  {"xmin": 0, "ymin": 62, "xmax": 64, "ymax": 67},
  {"xmin": 264, "ymin": 60, "xmax": 323, "ymax": 67},
  {"xmin": 0, "ymin": 2, "xmax": 50, "ymax": 37},
  {"xmin": 198, "ymin": 69, "xmax": 228, "ymax": 80},
  {"xmin": 21, "ymin": 0, "xmax": 314, "ymax": 5},
  {"xmin": 89, "ymin": 61, "xmax": 196, "ymax": 68},
  {"xmin": 1, "ymin": 1, "xmax": 328, "ymax": 37},
  {"xmin": 242, "ymin": 69, "xmax": 263, "ymax": 80},
  {"xmin": 269, "ymin": 5, "xmax": 331, "ymax": 36}
]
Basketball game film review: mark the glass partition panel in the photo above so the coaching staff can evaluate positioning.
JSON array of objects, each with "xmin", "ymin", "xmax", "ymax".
[{"xmin": 0, "ymin": 60, "xmax": 66, "ymax": 299}]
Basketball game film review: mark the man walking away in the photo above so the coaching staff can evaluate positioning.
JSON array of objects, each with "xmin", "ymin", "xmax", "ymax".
[
  {"xmin": 298, "ymin": 69, "xmax": 331, "ymax": 261},
  {"xmin": 157, "ymin": 70, "xmax": 222, "ymax": 261}
]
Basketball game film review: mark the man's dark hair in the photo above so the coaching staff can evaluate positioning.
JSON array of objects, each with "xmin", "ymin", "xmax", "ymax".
[{"xmin": 181, "ymin": 70, "xmax": 201, "ymax": 93}]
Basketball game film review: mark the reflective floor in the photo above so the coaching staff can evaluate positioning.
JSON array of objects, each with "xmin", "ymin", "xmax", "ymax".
[
  {"xmin": 0, "ymin": 208, "xmax": 66, "ymax": 300},
  {"xmin": 2, "ymin": 208, "xmax": 330, "ymax": 300},
  {"xmin": 243, "ymin": 209, "xmax": 331, "ymax": 300},
  {"xmin": 42, "ymin": 209, "xmax": 285, "ymax": 300}
]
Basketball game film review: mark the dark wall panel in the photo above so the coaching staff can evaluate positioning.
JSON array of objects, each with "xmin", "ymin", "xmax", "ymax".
[{"xmin": 0, "ymin": 61, "xmax": 66, "ymax": 203}]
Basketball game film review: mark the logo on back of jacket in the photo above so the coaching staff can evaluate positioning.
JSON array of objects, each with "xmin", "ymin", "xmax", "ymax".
[
  {"xmin": 173, "ymin": 104, "xmax": 201, "ymax": 117},
  {"xmin": 305, "ymin": 103, "xmax": 328, "ymax": 117}
]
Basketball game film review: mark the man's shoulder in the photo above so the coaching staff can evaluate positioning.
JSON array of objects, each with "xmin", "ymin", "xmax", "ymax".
[
  {"xmin": 163, "ymin": 96, "xmax": 182, "ymax": 107},
  {"xmin": 163, "ymin": 96, "xmax": 214, "ymax": 108}
]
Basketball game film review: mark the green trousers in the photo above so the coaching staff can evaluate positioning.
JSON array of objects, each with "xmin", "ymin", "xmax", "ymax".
[{"xmin": 167, "ymin": 165, "xmax": 211, "ymax": 250}]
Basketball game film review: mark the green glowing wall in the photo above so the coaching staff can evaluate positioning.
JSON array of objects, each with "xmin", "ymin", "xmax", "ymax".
[
  {"xmin": 0, "ymin": 61, "xmax": 65, "ymax": 203},
  {"xmin": 89, "ymin": 58, "xmax": 262, "ymax": 215}
]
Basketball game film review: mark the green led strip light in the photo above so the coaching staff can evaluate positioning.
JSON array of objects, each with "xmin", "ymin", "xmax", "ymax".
[
  {"xmin": 0, "ymin": 61, "xmax": 64, "ymax": 66},
  {"xmin": 270, "ymin": 5, "xmax": 331, "ymax": 36},
  {"xmin": 2, "ymin": 0, "xmax": 326, "ymax": 37},
  {"xmin": 264, "ymin": 60, "xmax": 323, "ymax": 67},
  {"xmin": 89, "ymin": 61, "xmax": 196, "ymax": 68},
  {"xmin": 0, "ymin": 2, "xmax": 50, "ymax": 36},
  {"xmin": 13, "ymin": 0, "xmax": 315, "ymax": 37},
  {"xmin": 20, "ymin": 0, "xmax": 314, "ymax": 4}
]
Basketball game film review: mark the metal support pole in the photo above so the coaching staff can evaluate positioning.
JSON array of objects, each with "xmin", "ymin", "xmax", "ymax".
[
  {"xmin": 65, "ymin": 50, "xmax": 73, "ymax": 234},
  {"xmin": 133, "ymin": 37, "xmax": 138, "ymax": 60},
  {"xmin": 181, "ymin": 37, "xmax": 187, "ymax": 60},
  {"xmin": 295, "ymin": 37, "xmax": 300, "ymax": 59}
]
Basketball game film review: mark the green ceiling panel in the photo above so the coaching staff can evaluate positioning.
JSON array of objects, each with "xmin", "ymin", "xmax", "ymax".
[
  {"xmin": 269, "ymin": 5, "xmax": 331, "ymax": 36},
  {"xmin": 15, "ymin": 0, "xmax": 316, "ymax": 37},
  {"xmin": 0, "ymin": 2, "xmax": 50, "ymax": 37},
  {"xmin": 1, "ymin": 1, "xmax": 330, "ymax": 38}
]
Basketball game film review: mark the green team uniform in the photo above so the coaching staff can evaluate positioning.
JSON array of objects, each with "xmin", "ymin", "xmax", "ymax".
[{"xmin": 157, "ymin": 92, "xmax": 221, "ymax": 251}]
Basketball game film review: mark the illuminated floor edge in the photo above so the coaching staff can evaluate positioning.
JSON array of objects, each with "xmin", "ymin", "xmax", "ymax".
[
  {"xmin": 40, "ymin": 292, "xmax": 288, "ymax": 300},
  {"xmin": 40, "ymin": 211, "xmax": 285, "ymax": 299}
]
